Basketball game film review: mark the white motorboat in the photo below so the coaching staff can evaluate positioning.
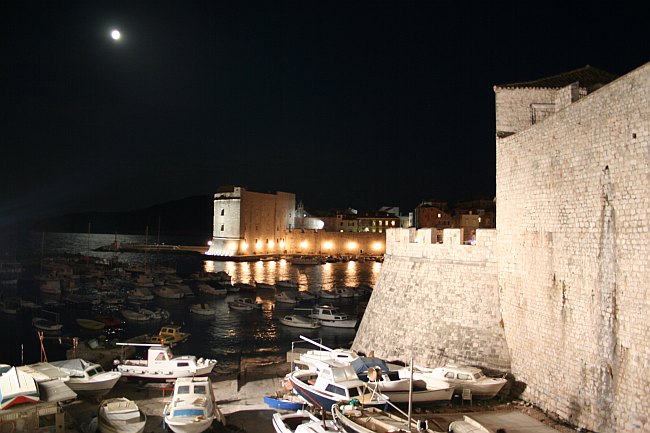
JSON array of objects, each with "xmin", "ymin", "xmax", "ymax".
[
  {"xmin": 272, "ymin": 409, "xmax": 336, "ymax": 433},
  {"xmin": 0, "ymin": 364, "xmax": 40, "ymax": 409},
  {"xmin": 402, "ymin": 364, "xmax": 507, "ymax": 399},
  {"xmin": 189, "ymin": 303, "xmax": 216, "ymax": 316},
  {"xmin": 127, "ymin": 287, "xmax": 154, "ymax": 301},
  {"xmin": 308, "ymin": 305, "xmax": 357, "ymax": 328},
  {"xmin": 227, "ymin": 297, "xmax": 261, "ymax": 311},
  {"xmin": 121, "ymin": 308, "xmax": 154, "ymax": 321},
  {"xmin": 287, "ymin": 359, "xmax": 389, "ymax": 411},
  {"xmin": 316, "ymin": 289, "xmax": 340, "ymax": 300},
  {"xmin": 116, "ymin": 344, "xmax": 217, "ymax": 381},
  {"xmin": 152, "ymin": 285, "xmax": 184, "ymax": 299},
  {"xmin": 296, "ymin": 290, "xmax": 316, "ymax": 301},
  {"xmin": 98, "ymin": 397, "xmax": 147, "ymax": 433},
  {"xmin": 163, "ymin": 376, "xmax": 224, "ymax": 433},
  {"xmin": 51, "ymin": 358, "xmax": 121, "ymax": 398},
  {"xmin": 278, "ymin": 314, "xmax": 321, "ymax": 329},
  {"xmin": 354, "ymin": 360, "xmax": 454, "ymax": 404},
  {"xmin": 196, "ymin": 283, "xmax": 227, "ymax": 296},
  {"xmin": 275, "ymin": 291, "xmax": 298, "ymax": 304}
]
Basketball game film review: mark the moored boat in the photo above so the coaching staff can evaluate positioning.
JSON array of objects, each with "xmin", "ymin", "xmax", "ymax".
[
  {"xmin": 227, "ymin": 297, "xmax": 261, "ymax": 311},
  {"xmin": 401, "ymin": 364, "xmax": 507, "ymax": 399},
  {"xmin": 76, "ymin": 318, "xmax": 106, "ymax": 331},
  {"xmin": 272, "ymin": 409, "xmax": 336, "ymax": 433},
  {"xmin": 98, "ymin": 397, "xmax": 147, "ymax": 433},
  {"xmin": 279, "ymin": 314, "xmax": 321, "ymax": 329},
  {"xmin": 331, "ymin": 403, "xmax": 437, "ymax": 433},
  {"xmin": 189, "ymin": 303, "xmax": 216, "ymax": 316},
  {"xmin": 50, "ymin": 358, "xmax": 121, "ymax": 398},
  {"xmin": 163, "ymin": 376, "xmax": 224, "ymax": 433},
  {"xmin": 287, "ymin": 359, "xmax": 389, "ymax": 411},
  {"xmin": 116, "ymin": 344, "xmax": 216, "ymax": 381},
  {"xmin": 148, "ymin": 324, "xmax": 191, "ymax": 347},
  {"xmin": 308, "ymin": 305, "xmax": 357, "ymax": 328},
  {"xmin": 275, "ymin": 291, "xmax": 298, "ymax": 304}
]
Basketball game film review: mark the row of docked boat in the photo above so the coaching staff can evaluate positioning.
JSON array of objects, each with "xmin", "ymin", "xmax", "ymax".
[{"xmin": 271, "ymin": 339, "xmax": 509, "ymax": 433}]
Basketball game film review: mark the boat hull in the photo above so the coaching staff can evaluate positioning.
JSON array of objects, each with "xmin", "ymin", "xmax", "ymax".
[
  {"xmin": 66, "ymin": 373, "xmax": 122, "ymax": 397},
  {"xmin": 263, "ymin": 395, "xmax": 306, "ymax": 411},
  {"xmin": 164, "ymin": 417, "xmax": 214, "ymax": 433}
]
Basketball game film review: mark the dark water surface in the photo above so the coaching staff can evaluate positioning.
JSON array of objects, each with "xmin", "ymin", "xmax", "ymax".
[{"xmin": 0, "ymin": 232, "xmax": 381, "ymax": 372}]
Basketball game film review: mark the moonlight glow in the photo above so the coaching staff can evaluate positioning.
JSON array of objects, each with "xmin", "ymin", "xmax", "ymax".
[{"xmin": 111, "ymin": 30, "xmax": 121, "ymax": 40}]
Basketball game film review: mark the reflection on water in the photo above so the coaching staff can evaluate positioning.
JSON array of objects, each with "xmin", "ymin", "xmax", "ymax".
[{"xmin": 0, "ymin": 231, "xmax": 381, "ymax": 373}]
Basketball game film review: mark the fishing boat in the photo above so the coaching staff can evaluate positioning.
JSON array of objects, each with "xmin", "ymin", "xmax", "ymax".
[
  {"xmin": 287, "ymin": 359, "xmax": 389, "ymax": 410},
  {"xmin": 148, "ymin": 324, "xmax": 191, "ymax": 347},
  {"xmin": 50, "ymin": 358, "xmax": 121, "ymax": 398},
  {"xmin": 278, "ymin": 314, "xmax": 321, "ymax": 329},
  {"xmin": 116, "ymin": 344, "xmax": 217, "ymax": 381},
  {"xmin": 163, "ymin": 376, "xmax": 224, "ymax": 433},
  {"xmin": 272, "ymin": 409, "xmax": 336, "ymax": 433},
  {"xmin": 255, "ymin": 281, "xmax": 276, "ymax": 290},
  {"xmin": 98, "ymin": 397, "xmax": 147, "ymax": 433}
]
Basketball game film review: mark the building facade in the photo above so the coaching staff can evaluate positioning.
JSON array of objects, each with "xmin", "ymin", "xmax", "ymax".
[{"xmin": 206, "ymin": 186, "xmax": 296, "ymax": 256}]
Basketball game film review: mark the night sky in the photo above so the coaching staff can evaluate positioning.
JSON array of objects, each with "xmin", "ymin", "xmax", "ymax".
[{"xmin": 1, "ymin": 1, "xmax": 646, "ymax": 226}]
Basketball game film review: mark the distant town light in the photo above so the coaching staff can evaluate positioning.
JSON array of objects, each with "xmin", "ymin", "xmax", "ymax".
[
  {"xmin": 323, "ymin": 241, "xmax": 333, "ymax": 250},
  {"xmin": 347, "ymin": 242, "xmax": 357, "ymax": 250},
  {"xmin": 299, "ymin": 240, "xmax": 308, "ymax": 249},
  {"xmin": 241, "ymin": 242, "xmax": 248, "ymax": 251},
  {"xmin": 279, "ymin": 240, "xmax": 286, "ymax": 248},
  {"xmin": 207, "ymin": 240, "xmax": 213, "ymax": 246},
  {"xmin": 372, "ymin": 242, "xmax": 383, "ymax": 251},
  {"xmin": 255, "ymin": 240, "xmax": 262, "ymax": 249},
  {"xmin": 268, "ymin": 240, "xmax": 275, "ymax": 248}
]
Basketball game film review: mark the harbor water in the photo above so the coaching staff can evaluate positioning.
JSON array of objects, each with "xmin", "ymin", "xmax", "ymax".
[{"xmin": 0, "ymin": 231, "xmax": 381, "ymax": 372}]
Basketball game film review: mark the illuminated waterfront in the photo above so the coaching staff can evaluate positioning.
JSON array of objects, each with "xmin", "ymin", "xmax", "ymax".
[{"xmin": 0, "ymin": 231, "xmax": 381, "ymax": 372}]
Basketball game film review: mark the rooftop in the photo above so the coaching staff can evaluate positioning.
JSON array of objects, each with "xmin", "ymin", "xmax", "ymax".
[{"xmin": 495, "ymin": 65, "xmax": 618, "ymax": 91}]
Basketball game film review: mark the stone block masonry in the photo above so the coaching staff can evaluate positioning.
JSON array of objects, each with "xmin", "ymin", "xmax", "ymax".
[
  {"xmin": 496, "ymin": 62, "xmax": 649, "ymax": 433},
  {"xmin": 353, "ymin": 228, "xmax": 511, "ymax": 372},
  {"xmin": 355, "ymin": 62, "xmax": 649, "ymax": 433}
]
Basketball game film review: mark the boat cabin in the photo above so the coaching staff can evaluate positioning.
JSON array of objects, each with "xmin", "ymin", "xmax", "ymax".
[{"xmin": 313, "ymin": 360, "xmax": 367, "ymax": 400}]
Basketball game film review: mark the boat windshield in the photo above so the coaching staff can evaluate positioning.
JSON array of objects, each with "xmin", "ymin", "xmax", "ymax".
[
  {"xmin": 331, "ymin": 366, "xmax": 358, "ymax": 382},
  {"xmin": 88, "ymin": 367, "xmax": 103, "ymax": 377},
  {"xmin": 194, "ymin": 385, "xmax": 206, "ymax": 394},
  {"xmin": 178, "ymin": 386, "xmax": 190, "ymax": 394},
  {"xmin": 474, "ymin": 372, "xmax": 484, "ymax": 379},
  {"xmin": 172, "ymin": 409, "xmax": 204, "ymax": 417}
]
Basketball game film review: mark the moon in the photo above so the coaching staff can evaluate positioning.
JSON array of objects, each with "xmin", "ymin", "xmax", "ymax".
[{"xmin": 111, "ymin": 30, "xmax": 121, "ymax": 40}]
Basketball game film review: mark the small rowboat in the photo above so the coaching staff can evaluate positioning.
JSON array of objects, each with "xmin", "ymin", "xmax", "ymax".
[{"xmin": 76, "ymin": 318, "xmax": 106, "ymax": 331}]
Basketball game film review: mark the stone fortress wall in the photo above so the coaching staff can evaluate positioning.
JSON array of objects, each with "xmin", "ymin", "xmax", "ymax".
[
  {"xmin": 353, "ymin": 227, "xmax": 510, "ymax": 372},
  {"xmin": 354, "ymin": 62, "xmax": 649, "ymax": 433}
]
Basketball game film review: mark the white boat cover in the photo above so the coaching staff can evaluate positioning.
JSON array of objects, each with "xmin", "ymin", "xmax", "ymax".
[
  {"xmin": 16, "ymin": 363, "xmax": 70, "ymax": 383},
  {"xmin": 50, "ymin": 358, "xmax": 95, "ymax": 377}
]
